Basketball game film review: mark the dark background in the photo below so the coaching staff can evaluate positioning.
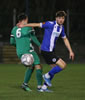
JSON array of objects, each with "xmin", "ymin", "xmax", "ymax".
[
  {"xmin": 0, "ymin": 0, "xmax": 85, "ymax": 42},
  {"xmin": 0, "ymin": 0, "xmax": 85, "ymax": 63}
]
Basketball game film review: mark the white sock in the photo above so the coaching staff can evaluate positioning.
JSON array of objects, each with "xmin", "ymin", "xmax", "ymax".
[
  {"xmin": 42, "ymin": 84, "xmax": 47, "ymax": 90},
  {"xmin": 24, "ymin": 83, "xmax": 28, "ymax": 85},
  {"xmin": 45, "ymin": 73, "xmax": 50, "ymax": 78},
  {"xmin": 37, "ymin": 85, "xmax": 42, "ymax": 89}
]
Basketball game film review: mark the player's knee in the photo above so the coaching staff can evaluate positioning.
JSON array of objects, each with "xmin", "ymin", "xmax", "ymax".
[
  {"xmin": 62, "ymin": 62, "xmax": 67, "ymax": 69},
  {"xmin": 35, "ymin": 64, "xmax": 42, "ymax": 69},
  {"xmin": 56, "ymin": 58, "xmax": 67, "ymax": 69}
]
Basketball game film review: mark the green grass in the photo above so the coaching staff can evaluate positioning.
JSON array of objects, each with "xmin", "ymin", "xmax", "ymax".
[{"xmin": 0, "ymin": 63, "xmax": 85, "ymax": 100}]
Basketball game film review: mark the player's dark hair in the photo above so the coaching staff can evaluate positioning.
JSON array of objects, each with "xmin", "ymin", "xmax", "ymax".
[
  {"xmin": 17, "ymin": 13, "xmax": 28, "ymax": 22},
  {"xmin": 56, "ymin": 11, "xmax": 67, "ymax": 17}
]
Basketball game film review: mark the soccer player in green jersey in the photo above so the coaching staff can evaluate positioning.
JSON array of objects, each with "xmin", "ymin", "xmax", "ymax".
[{"xmin": 10, "ymin": 13, "xmax": 42, "ymax": 91}]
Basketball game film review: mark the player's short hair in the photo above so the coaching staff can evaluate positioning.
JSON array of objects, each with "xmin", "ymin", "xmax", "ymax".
[
  {"xmin": 56, "ymin": 11, "xmax": 67, "ymax": 17},
  {"xmin": 17, "ymin": 13, "xmax": 28, "ymax": 22}
]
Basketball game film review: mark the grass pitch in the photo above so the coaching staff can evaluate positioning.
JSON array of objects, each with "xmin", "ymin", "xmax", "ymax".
[{"xmin": 0, "ymin": 63, "xmax": 85, "ymax": 100}]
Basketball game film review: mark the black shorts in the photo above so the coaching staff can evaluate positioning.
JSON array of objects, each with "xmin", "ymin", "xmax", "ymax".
[{"xmin": 41, "ymin": 50, "xmax": 59, "ymax": 64}]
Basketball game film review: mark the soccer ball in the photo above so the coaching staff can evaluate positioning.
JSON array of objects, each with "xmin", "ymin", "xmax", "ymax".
[{"xmin": 21, "ymin": 54, "xmax": 34, "ymax": 66}]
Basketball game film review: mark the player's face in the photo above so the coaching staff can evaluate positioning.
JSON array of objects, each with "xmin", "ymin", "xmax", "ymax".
[{"xmin": 56, "ymin": 16, "xmax": 65, "ymax": 25}]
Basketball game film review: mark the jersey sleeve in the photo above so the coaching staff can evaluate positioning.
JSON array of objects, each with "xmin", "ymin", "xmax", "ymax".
[
  {"xmin": 30, "ymin": 31, "xmax": 41, "ymax": 47},
  {"xmin": 60, "ymin": 26, "xmax": 66, "ymax": 38},
  {"xmin": 28, "ymin": 27, "xmax": 35, "ymax": 34},
  {"xmin": 21, "ymin": 27, "xmax": 33, "ymax": 36},
  {"xmin": 10, "ymin": 29, "xmax": 16, "ymax": 46},
  {"xmin": 40, "ymin": 21, "xmax": 52, "ymax": 29}
]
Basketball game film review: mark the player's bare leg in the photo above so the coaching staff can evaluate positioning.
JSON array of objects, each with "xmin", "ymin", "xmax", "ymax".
[{"xmin": 56, "ymin": 58, "xmax": 67, "ymax": 69}]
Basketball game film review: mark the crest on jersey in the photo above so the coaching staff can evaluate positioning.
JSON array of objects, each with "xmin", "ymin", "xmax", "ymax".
[{"xmin": 52, "ymin": 58, "xmax": 56, "ymax": 62}]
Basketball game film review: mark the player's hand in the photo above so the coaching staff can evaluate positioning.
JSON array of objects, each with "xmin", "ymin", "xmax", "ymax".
[{"xmin": 69, "ymin": 51, "xmax": 74, "ymax": 61}]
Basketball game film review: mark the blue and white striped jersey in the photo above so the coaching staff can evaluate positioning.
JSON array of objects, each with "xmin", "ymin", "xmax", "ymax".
[{"xmin": 40, "ymin": 21, "xmax": 66, "ymax": 52}]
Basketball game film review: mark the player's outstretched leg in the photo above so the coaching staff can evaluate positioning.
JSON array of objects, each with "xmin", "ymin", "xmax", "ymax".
[
  {"xmin": 40, "ymin": 74, "xmax": 54, "ymax": 92},
  {"xmin": 42, "ymin": 74, "xmax": 52, "ymax": 87},
  {"xmin": 42, "ymin": 65, "xmax": 63, "ymax": 87},
  {"xmin": 43, "ymin": 58, "xmax": 66, "ymax": 88}
]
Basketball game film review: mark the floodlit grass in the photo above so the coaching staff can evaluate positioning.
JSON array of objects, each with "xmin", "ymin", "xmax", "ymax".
[{"xmin": 0, "ymin": 63, "xmax": 85, "ymax": 100}]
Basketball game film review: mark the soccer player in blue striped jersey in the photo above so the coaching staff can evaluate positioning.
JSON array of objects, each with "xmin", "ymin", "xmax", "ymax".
[{"xmin": 18, "ymin": 11, "xmax": 74, "ymax": 92}]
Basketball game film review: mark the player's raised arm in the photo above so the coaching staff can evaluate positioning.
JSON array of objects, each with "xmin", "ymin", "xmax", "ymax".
[{"xmin": 17, "ymin": 23, "xmax": 41, "ymax": 28}]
